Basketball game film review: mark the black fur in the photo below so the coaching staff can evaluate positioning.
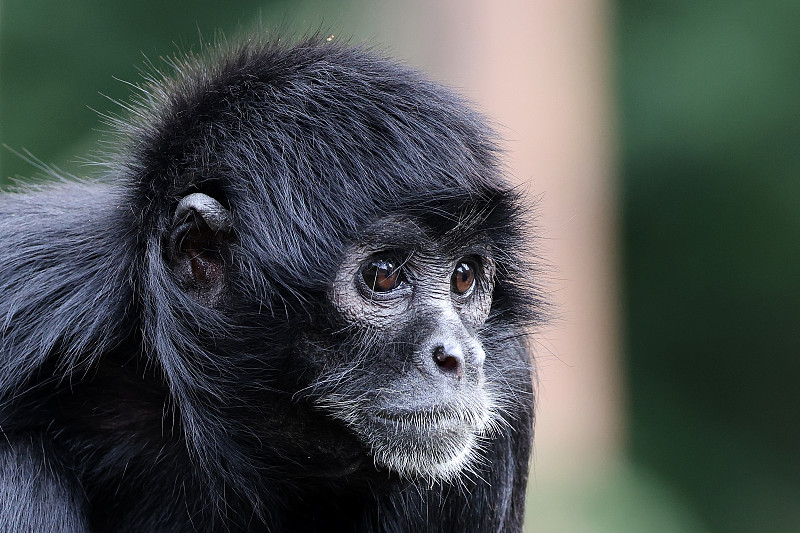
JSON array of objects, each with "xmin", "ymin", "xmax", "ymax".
[{"xmin": 0, "ymin": 37, "xmax": 541, "ymax": 532}]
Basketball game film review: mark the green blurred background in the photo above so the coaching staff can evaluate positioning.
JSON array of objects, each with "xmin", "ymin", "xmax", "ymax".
[
  {"xmin": 1, "ymin": 1, "xmax": 798, "ymax": 531},
  {"xmin": 620, "ymin": 1, "xmax": 800, "ymax": 531}
]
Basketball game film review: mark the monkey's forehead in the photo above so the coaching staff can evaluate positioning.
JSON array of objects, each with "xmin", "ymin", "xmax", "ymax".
[{"xmin": 339, "ymin": 213, "xmax": 496, "ymax": 254}]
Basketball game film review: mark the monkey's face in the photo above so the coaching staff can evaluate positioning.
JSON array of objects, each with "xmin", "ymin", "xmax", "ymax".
[{"xmin": 296, "ymin": 217, "xmax": 500, "ymax": 482}]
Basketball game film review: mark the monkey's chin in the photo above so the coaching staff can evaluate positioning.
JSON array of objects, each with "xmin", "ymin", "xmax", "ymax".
[
  {"xmin": 366, "ymin": 414, "xmax": 487, "ymax": 482},
  {"xmin": 317, "ymin": 396, "xmax": 494, "ymax": 482}
]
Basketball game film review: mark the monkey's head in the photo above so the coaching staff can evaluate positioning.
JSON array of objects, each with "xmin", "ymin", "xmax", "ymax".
[{"xmin": 121, "ymin": 38, "xmax": 540, "ymax": 484}]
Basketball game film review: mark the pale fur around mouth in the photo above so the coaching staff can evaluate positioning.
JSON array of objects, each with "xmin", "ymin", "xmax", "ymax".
[{"xmin": 314, "ymin": 391, "xmax": 500, "ymax": 482}]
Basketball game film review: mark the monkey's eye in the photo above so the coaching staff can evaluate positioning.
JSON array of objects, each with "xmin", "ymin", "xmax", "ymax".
[
  {"xmin": 451, "ymin": 260, "xmax": 477, "ymax": 295},
  {"xmin": 362, "ymin": 259, "xmax": 405, "ymax": 292}
]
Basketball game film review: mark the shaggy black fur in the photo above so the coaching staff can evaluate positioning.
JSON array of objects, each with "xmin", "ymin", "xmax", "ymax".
[{"xmin": 0, "ymin": 37, "xmax": 542, "ymax": 532}]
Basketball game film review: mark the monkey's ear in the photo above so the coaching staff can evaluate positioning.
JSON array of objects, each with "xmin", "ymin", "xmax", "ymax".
[{"xmin": 168, "ymin": 193, "xmax": 233, "ymax": 304}]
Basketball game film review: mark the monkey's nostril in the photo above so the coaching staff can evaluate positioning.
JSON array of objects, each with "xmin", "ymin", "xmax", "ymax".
[{"xmin": 433, "ymin": 346, "xmax": 464, "ymax": 379}]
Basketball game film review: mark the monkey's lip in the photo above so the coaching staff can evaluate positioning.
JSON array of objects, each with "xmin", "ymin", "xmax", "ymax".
[{"xmin": 372, "ymin": 408, "xmax": 481, "ymax": 431}]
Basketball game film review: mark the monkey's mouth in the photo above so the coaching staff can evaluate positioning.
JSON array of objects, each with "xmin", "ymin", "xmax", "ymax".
[
  {"xmin": 314, "ymin": 394, "xmax": 493, "ymax": 481},
  {"xmin": 373, "ymin": 408, "xmax": 485, "ymax": 431},
  {"xmin": 372, "ymin": 407, "xmax": 489, "ymax": 445}
]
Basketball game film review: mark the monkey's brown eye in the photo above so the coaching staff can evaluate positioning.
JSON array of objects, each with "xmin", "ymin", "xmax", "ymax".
[
  {"xmin": 451, "ymin": 261, "xmax": 476, "ymax": 295},
  {"xmin": 363, "ymin": 259, "xmax": 403, "ymax": 292}
]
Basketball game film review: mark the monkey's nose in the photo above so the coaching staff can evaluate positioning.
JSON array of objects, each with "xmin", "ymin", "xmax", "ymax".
[{"xmin": 432, "ymin": 344, "xmax": 464, "ymax": 379}]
